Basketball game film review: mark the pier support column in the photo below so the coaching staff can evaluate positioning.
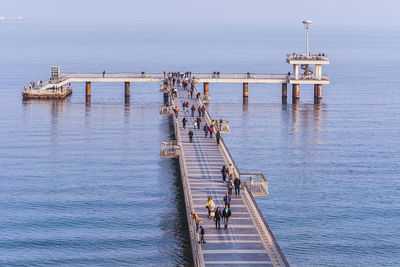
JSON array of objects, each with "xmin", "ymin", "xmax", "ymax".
[
  {"xmin": 282, "ymin": 83, "xmax": 287, "ymax": 104},
  {"xmin": 163, "ymin": 93, "xmax": 169, "ymax": 104},
  {"xmin": 125, "ymin": 82, "xmax": 130, "ymax": 97},
  {"xmin": 243, "ymin": 83, "xmax": 248, "ymax": 104},
  {"xmin": 243, "ymin": 83, "xmax": 249, "ymax": 97},
  {"xmin": 204, "ymin": 82, "xmax": 209, "ymax": 95},
  {"xmin": 292, "ymin": 84, "xmax": 299, "ymax": 102},
  {"xmin": 314, "ymin": 84, "xmax": 322, "ymax": 103},
  {"xmin": 85, "ymin": 82, "xmax": 91, "ymax": 96}
]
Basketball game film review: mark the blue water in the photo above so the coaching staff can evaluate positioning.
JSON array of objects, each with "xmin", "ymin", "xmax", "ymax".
[{"xmin": 0, "ymin": 21, "xmax": 399, "ymax": 266}]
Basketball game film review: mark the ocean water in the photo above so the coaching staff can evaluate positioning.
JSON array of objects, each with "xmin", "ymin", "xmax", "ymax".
[{"xmin": 0, "ymin": 21, "xmax": 399, "ymax": 266}]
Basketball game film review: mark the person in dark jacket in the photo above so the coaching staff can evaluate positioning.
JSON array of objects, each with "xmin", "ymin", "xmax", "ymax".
[
  {"xmin": 196, "ymin": 117, "xmax": 201, "ymax": 129},
  {"xmin": 191, "ymin": 105, "xmax": 196, "ymax": 117},
  {"xmin": 182, "ymin": 117, "xmax": 187, "ymax": 129},
  {"xmin": 198, "ymin": 106, "xmax": 202, "ymax": 117},
  {"xmin": 199, "ymin": 225, "xmax": 206, "ymax": 243},
  {"xmin": 234, "ymin": 177, "xmax": 241, "ymax": 195},
  {"xmin": 221, "ymin": 165, "xmax": 227, "ymax": 182},
  {"xmin": 227, "ymin": 178, "xmax": 233, "ymax": 195},
  {"xmin": 216, "ymin": 130, "xmax": 221, "ymax": 145},
  {"xmin": 203, "ymin": 124, "xmax": 209, "ymax": 137},
  {"xmin": 223, "ymin": 192, "xmax": 231, "ymax": 208},
  {"xmin": 188, "ymin": 129, "xmax": 193, "ymax": 143},
  {"xmin": 222, "ymin": 204, "xmax": 232, "ymax": 229},
  {"xmin": 214, "ymin": 207, "xmax": 222, "ymax": 229}
]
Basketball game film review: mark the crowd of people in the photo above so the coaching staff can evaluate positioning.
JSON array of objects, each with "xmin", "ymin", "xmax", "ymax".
[{"xmin": 167, "ymin": 75, "xmax": 243, "ymax": 245}]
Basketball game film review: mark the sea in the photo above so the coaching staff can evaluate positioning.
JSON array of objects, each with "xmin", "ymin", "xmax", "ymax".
[{"xmin": 0, "ymin": 20, "xmax": 399, "ymax": 266}]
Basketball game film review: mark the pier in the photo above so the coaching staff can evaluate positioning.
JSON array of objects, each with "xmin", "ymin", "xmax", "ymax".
[
  {"xmin": 21, "ymin": 53, "xmax": 330, "ymax": 266},
  {"xmin": 22, "ymin": 54, "xmax": 329, "ymax": 104},
  {"xmin": 163, "ymin": 79, "xmax": 290, "ymax": 266}
]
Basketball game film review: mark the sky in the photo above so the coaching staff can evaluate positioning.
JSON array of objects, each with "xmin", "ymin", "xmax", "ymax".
[{"xmin": 1, "ymin": 0, "xmax": 400, "ymax": 29}]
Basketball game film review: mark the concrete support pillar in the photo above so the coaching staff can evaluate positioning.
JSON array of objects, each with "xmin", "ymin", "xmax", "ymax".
[
  {"xmin": 204, "ymin": 82, "xmax": 209, "ymax": 95},
  {"xmin": 243, "ymin": 83, "xmax": 249, "ymax": 98},
  {"xmin": 125, "ymin": 82, "xmax": 130, "ymax": 97},
  {"xmin": 85, "ymin": 82, "xmax": 91, "ymax": 96},
  {"xmin": 314, "ymin": 84, "xmax": 322, "ymax": 99},
  {"xmin": 293, "ymin": 64, "xmax": 299, "ymax": 79},
  {"xmin": 282, "ymin": 83, "xmax": 287, "ymax": 104},
  {"xmin": 292, "ymin": 84, "xmax": 299, "ymax": 99},
  {"xmin": 163, "ymin": 92, "xmax": 169, "ymax": 104}
]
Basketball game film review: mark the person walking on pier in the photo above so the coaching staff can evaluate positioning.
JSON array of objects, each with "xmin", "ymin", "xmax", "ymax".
[
  {"xmin": 223, "ymin": 192, "xmax": 231, "ymax": 208},
  {"xmin": 227, "ymin": 163, "xmax": 233, "ymax": 180},
  {"xmin": 216, "ymin": 130, "xmax": 221, "ymax": 145},
  {"xmin": 222, "ymin": 204, "xmax": 232, "ymax": 229},
  {"xmin": 209, "ymin": 125, "xmax": 214, "ymax": 138},
  {"xmin": 234, "ymin": 176, "xmax": 241, "ymax": 196},
  {"xmin": 228, "ymin": 178, "xmax": 233, "ymax": 196},
  {"xmin": 182, "ymin": 117, "xmax": 187, "ymax": 129},
  {"xmin": 201, "ymin": 105, "xmax": 205, "ymax": 117},
  {"xmin": 188, "ymin": 129, "xmax": 193, "ymax": 143},
  {"xmin": 190, "ymin": 89, "xmax": 193, "ymax": 99},
  {"xmin": 214, "ymin": 207, "xmax": 222, "ymax": 229},
  {"xmin": 196, "ymin": 117, "xmax": 201, "ymax": 129},
  {"xmin": 182, "ymin": 102, "xmax": 186, "ymax": 111},
  {"xmin": 102, "ymin": 70, "xmax": 105, "ymax": 77},
  {"xmin": 175, "ymin": 106, "xmax": 180, "ymax": 118},
  {"xmin": 206, "ymin": 196, "xmax": 215, "ymax": 218},
  {"xmin": 187, "ymin": 90, "xmax": 191, "ymax": 99},
  {"xmin": 203, "ymin": 124, "xmax": 209, "ymax": 137},
  {"xmin": 221, "ymin": 165, "xmax": 227, "ymax": 182},
  {"xmin": 191, "ymin": 211, "xmax": 201, "ymax": 233},
  {"xmin": 191, "ymin": 105, "xmax": 196, "ymax": 117},
  {"xmin": 199, "ymin": 226, "xmax": 206, "ymax": 243}
]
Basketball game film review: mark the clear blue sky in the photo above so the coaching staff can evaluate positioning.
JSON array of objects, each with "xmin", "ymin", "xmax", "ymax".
[{"xmin": 1, "ymin": 0, "xmax": 399, "ymax": 28}]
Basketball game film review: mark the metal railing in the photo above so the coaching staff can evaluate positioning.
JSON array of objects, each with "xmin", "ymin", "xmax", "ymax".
[
  {"xmin": 160, "ymin": 104, "xmax": 174, "ymax": 115},
  {"xmin": 290, "ymin": 74, "xmax": 329, "ymax": 81},
  {"xmin": 240, "ymin": 173, "xmax": 269, "ymax": 196},
  {"xmin": 160, "ymin": 140, "xmax": 180, "ymax": 158},
  {"xmin": 212, "ymin": 119, "xmax": 230, "ymax": 133},
  {"xmin": 200, "ymin": 93, "xmax": 210, "ymax": 103},
  {"xmin": 159, "ymin": 84, "xmax": 170, "ymax": 93},
  {"xmin": 287, "ymin": 53, "xmax": 329, "ymax": 62},
  {"xmin": 170, "ymin": 92, "xmax": 204, "ymax": 266}
]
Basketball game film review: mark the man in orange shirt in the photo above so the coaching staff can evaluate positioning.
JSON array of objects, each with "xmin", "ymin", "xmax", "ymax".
[{"xmin": 191, "ymin": 211, "xmax": 201, "ymax": 233}]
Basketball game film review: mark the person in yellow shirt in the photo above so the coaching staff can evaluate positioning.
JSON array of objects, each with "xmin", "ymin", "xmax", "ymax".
[{"xmin": 206, "ymin": 196, "xmax": 215, "ymax": 218}]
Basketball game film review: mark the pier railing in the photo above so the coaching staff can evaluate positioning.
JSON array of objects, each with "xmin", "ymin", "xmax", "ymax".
[
  {"xmin": 290, "ymin": 74, "xmax": 329, "ymax": 81},
  {"xmin": 240, "ymin": 173, "xmax": 269, "ymax": 196},
  {"xmin": 286, "ymin": 53, "xmax": 329, "ymax": 62},
  {"xmin": 160, "ymin": 140, "xmax": 180, "ymax": 158},
  {"xmin": 171, "ymin": 93, "xmax": 204, "ymax": 266}
]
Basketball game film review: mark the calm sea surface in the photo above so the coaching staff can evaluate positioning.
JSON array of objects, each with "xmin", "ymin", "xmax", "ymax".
[{"xmin": 0, "ymin": 21, "xmax": 399, "ymax": 266}]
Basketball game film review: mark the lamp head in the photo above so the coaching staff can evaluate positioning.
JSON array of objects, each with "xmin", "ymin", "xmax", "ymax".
[{"xmin": 302, "ymin": 20, "xmax": 312, "ymax": 29}]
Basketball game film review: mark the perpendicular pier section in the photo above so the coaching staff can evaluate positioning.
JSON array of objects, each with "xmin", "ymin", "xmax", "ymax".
[{"xmin": 22, "ymin": 55, "xmax": 329, "ymax": 103}]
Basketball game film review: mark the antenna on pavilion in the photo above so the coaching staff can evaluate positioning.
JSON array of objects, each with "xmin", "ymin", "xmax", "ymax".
[{"xmin": 302, "ymin": 20, "xmax": 312, "ymax": 56}]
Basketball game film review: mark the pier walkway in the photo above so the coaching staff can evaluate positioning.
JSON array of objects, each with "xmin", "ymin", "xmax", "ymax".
[{"xmin": 170, "ymin": 83, "xmax": 289, "ymax": 266}]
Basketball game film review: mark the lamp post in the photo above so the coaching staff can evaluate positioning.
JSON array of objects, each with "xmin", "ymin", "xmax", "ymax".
[{"xmin": 302, "ymin": 20, "xmax": 312, "ymax": 56}]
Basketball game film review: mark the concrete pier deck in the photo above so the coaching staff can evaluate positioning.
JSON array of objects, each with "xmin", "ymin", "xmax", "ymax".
[{"xmin": 170, "ymin": 83, "xmax": 289, "ymax": 266}]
